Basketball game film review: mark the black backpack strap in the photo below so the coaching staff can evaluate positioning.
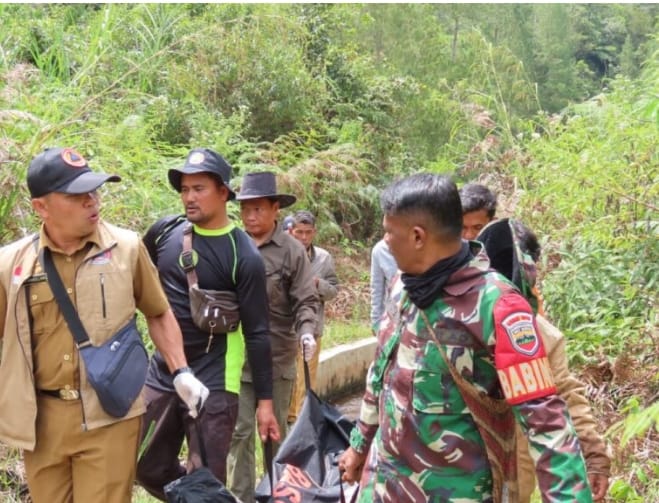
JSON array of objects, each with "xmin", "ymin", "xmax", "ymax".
[
  {"xmin": 143, "ymin": 214, "xmax": 186, "ymax": 266},
  {"xmin": 180, "ymin": 222, "xmax": 198, "ymax": 287}
]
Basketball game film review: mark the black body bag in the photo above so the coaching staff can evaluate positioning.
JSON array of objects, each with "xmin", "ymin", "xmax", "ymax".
[
  {"xmin": 255, "ymin": 364, "xmax": 358, "ymax": 503},
  {"xmin": 164, "ymin": 467, "xmax": 238, "ymax": 503}
]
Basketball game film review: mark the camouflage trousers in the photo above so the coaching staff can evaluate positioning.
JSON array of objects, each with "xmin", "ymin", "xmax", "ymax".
[{"xmin": 357, "ymin": 429, "xmax": 494, "ymax": 503}]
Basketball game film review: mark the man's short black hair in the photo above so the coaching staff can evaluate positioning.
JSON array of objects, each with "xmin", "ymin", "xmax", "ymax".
[
  {"xmin": 293, "ymin": 210, "xmax": 316, "ymax": 227},
  {"xmin": 459, "ymin": 183, "xmax": 497, "ymax": 218},
  {"xmin": 381, "ymin": 173, "xmax": 463, "ymax": 241}
]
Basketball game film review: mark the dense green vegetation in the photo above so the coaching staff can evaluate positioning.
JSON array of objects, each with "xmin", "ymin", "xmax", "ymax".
[{"xmin": 1, "ymin": 4, "xmax": 657, "ymax": 501}]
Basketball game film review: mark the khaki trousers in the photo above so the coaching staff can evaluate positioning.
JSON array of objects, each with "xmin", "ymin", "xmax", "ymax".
[
  {"xmin": 24, "ymin": 394, "xmax": 140, "ymax": 503},
  {"xmin": 287, "ymin": 337, "xmax": 322, "ymax": 424}
]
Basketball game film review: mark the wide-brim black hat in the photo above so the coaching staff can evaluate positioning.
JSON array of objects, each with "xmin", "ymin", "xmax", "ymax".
[
  {"xmin": 235, "ymin": 171, "xmax": 296, "ymax": 209},
  {"xmin": 168, "ymin": 148, "xmax": 236, "ymax": 200}
]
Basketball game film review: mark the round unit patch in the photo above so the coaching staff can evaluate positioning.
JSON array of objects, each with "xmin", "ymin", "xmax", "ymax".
[
  {"xmin": 188, "ymin": 151, "xmax": 205, "ymax": 165},
  {"xmin": 61, "ymin": 148, "xmax": 87, "ymax": 168}
]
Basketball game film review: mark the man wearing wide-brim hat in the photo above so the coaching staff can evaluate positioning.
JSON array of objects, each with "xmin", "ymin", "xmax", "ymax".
[{"xmin": 227, "ymin": 171, "xmax": 319, "ymax": 503}]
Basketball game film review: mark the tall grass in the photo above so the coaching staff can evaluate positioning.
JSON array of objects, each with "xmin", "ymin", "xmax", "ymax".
[
  {"xmin": 507, "ymin": 55, "xmax": 659, "ymax": 500},
  {"xmin": 0, "ymin": 6, "xmax": 657, "ymax": 501}
]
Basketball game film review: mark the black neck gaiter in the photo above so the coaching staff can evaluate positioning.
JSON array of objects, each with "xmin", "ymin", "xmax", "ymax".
[{"xmin": 401, "ymin": 241, "xmax": 473, "ymax": 309}]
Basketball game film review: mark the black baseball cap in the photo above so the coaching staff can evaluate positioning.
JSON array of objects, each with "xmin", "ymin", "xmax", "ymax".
[
  {"xmin": 168, "ymin": 148, "xmax": 236, "ymax": 200},
  {"xmin": 27, "ymin": 147, "xmax": 121, "ymax": 198}
]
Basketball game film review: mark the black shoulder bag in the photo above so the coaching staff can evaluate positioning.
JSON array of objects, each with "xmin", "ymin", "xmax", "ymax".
[{"xmin": 41, "ymin": 247, "xmax": 148, "ymax": 418}]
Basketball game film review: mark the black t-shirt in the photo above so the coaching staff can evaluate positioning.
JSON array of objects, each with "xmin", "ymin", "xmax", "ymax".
[{"xmin": 143, "ymin": 215, "xmax": 272, "ymax": 398}]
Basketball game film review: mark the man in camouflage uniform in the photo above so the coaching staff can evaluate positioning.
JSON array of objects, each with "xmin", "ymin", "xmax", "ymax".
[
  {"xmin": 339, "ymin": 174, "xmax": 592, "ymax": 502},
  {"xmin": 477, "ymin": 218, "xmax": 610, "ymax": 502}
]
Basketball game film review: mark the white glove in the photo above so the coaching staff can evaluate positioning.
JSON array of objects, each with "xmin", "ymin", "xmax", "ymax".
[
  {"xmin": 173, "ymin": 369, "xmax": 209, "ymax": 418},
  {"xmin": 300, "ymin": 333, "xmax": 317, "ymax": 362}
]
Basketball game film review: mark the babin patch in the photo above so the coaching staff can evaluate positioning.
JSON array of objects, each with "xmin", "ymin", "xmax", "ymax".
[
  {"xmin": 61, "ymin": 148, "xmax": 87, "ymax": 168},
  {"xmin": 188, "ymin": 151, "xmax": 205, "ymax": 165},
  {"xmin": 501, "ymin": 311, "xmax": 539, "ymax": 356},
  {"xmin": 497, "ymin": 356, "xmax": 556, "ymax": 403}
]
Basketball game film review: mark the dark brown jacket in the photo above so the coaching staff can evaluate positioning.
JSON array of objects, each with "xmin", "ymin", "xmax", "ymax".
[{"xmin": 243, "ymin": 222, "xmax": 318, "ymax": 380}]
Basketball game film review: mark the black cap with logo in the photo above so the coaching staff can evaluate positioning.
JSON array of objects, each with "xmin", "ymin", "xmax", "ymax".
[{"xmin": 27, "ymin": 147, "xmax": 121, "ymax": 198}]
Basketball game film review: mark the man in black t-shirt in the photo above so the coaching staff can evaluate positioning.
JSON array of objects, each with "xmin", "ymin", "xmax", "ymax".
[{"xmin": 136, "ymin": 148, "xmax": 280, "ymax": 500}]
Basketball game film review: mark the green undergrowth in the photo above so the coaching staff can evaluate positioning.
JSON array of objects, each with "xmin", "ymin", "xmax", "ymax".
[{"xmin": 505, "ymin": 52, "xmax": 658, "ymax": 501}]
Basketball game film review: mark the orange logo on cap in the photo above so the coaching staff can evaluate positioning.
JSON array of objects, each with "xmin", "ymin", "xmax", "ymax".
[
  {"xmin": 188, "ymin": 152, "xmax": 205, "ymax": 165},
  {"xmin": 61, "ymin": 148, "xmax": 87, "ymax": 168}
]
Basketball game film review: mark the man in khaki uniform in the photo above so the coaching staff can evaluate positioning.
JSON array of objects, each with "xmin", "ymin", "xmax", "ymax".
[{"xmin": 0, "ymin": 147, "xmax": 208, "ymax": 503}]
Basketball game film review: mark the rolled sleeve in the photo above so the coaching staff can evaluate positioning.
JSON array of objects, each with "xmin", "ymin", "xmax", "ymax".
[{"xmin": 538, "ymin": 316, "xmax": 611, "ymax": 477}]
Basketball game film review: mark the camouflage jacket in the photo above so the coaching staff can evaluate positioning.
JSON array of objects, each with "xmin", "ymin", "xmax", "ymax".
[{"xmin": 350, "ymin": 244, "xmax": 592, "ymax": 502}]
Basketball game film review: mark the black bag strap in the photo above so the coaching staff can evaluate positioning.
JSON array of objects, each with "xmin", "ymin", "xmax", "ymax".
[
  {"xmin": 263, "ymin": 438, "xmax": 274, "ymax": 498},
  {"xmin": 193, "ymin": 416, "xmax": 210, "ymax": 468},
  {"xmin": 41, "ymin": 248, "xmax": 92, "ymax": 349},
  {"xmin": 181, "ymin": 222, "xmax": 199, "ymax": 287},
  {"xmin": 180, "ymin": 222, "xmax": 239, "ymax": 287}
]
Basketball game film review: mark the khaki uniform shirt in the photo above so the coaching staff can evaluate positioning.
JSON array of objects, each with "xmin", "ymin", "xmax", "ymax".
[
  {"xmin": 0, "ymin": 220, "xmax": 169, "ymax": 450},
  {"xmin": 23, "ymin": 227, "xmax": 168, "ymax": 391},
  {"xmin": 516, "ymin": 315, "xmax": 611, "ymax": 502}
]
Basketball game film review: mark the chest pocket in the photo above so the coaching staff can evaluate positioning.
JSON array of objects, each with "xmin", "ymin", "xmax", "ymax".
[
  {"xmin": 265, "ymin": 251, "xmax": 292, "ymax": 317},
  {"xmin": 75, "ymin": 261, "xmax": 135, "ymax": 338},
  {"xmin": 27, "ymin": 279, "xmax": 56, "ymax": 337},
  {"xmin": 412, "ymin": 341, "xmax": 470, "ymax": 415}
]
